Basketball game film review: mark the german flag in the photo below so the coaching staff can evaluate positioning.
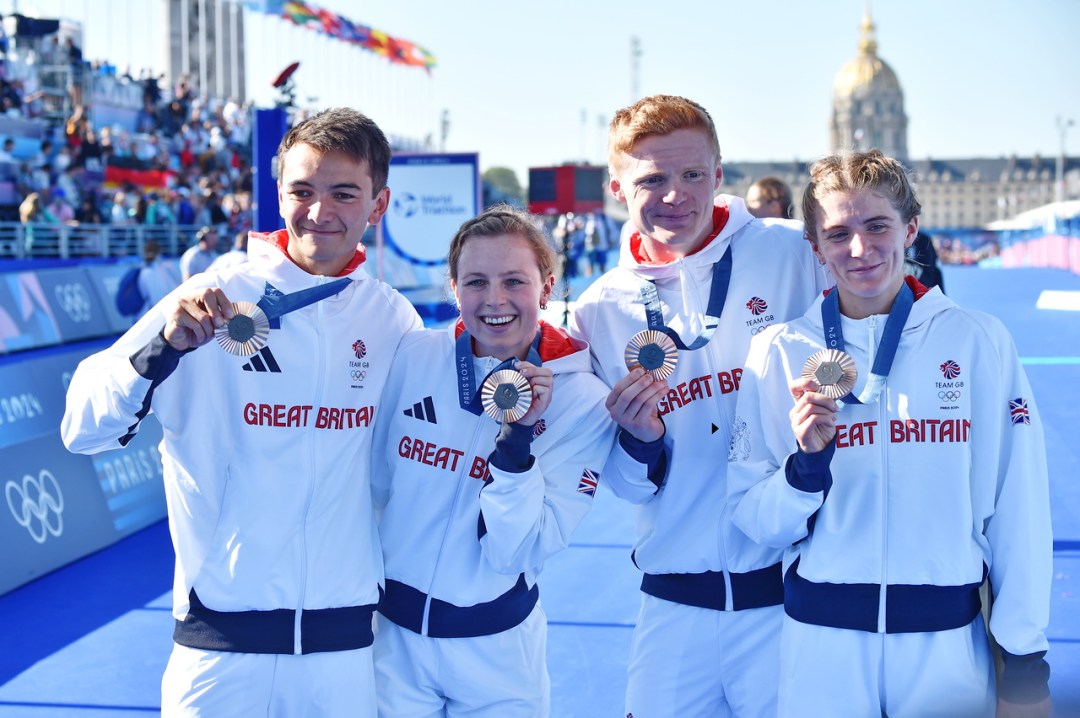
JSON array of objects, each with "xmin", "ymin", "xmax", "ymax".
[{"xmin": 103, "ymin": 156, "xmax": 175, "ymax": 191}]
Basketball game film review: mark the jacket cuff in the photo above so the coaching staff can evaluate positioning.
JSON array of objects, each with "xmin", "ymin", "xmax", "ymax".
[
  {"xmin": 130, "ymin": 332, "xmax": 191, "ymax": 384},
  {"xmin": 785, "ymin": 443, "xmax": 835, "ymax": 495},
  {"xmin": 618, "ymin": 428, "xmax": 668, "ymax": 489},
  {"xmin": 999, "ymin": 650, "xmax": 1050, "ymax": 704},
  {"xmin": 488, "ymin": 421, "xmax": 534, "ymax": 473}
]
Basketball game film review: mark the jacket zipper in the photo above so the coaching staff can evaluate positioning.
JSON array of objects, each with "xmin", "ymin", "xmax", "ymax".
[
  {"xmin": 294, "ymin": 287, "xmax": 329, "ymax": 653},
  {"xmin": 866, "ymin": 315, "xmax": 890, "ymax": 635}
]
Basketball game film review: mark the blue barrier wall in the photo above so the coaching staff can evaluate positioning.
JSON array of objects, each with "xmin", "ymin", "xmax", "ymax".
[
  {"xmin": 0, "ymin": 254, "xmax": 452, "ymax": 596},
  {"xmin": 1, "ymin": 261, "xmax": 172, "ymax": 596}
]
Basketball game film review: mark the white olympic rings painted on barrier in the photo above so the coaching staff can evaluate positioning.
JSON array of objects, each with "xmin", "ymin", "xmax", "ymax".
[
  {"xmin": 53, "ymin": 283, "xmax": 93, "ymax": 322},
  {"xmin": 6, "ymin": 470, "xmax": 65, "ymax": 544}
]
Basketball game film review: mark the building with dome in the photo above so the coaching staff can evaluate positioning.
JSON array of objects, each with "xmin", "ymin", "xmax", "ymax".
[
  {"xmin": 830, "ymin": 13, "xmax": 908, "ymax": 160},
  {"xmin": 719, "ymin": 11, "xmax": 1078, "ymax": 231}
]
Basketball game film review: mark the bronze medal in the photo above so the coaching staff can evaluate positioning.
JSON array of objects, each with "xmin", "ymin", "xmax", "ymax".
[
  {"xmin": 215, "ymin": 301, "xmax": 270, "ymax": 356},
  {"xmin": 480, "ymin": 369, "xmax": 533, "ymax": 423},
  {"xmin": 624, "ymin": 330, "xmax": 678, "ymax": 381},
  {"xmin": 802, "ymin": 348, "xmax": 858, "ymax": 400}
]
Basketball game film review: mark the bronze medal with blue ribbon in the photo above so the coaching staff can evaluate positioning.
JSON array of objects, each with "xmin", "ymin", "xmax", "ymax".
[
  {"xmin": 455, "ymin": 329, "xmax": 543, "ymax": 422},
  {"xmin": 216, "ymin": 278, "xmax": 352, "ymax": 356},
  {"xmin": 628, "ymin": 244, "xmax": 732, "ymax": 378},
  {"xmin": 817, "ymin": 281, "xmax": 914, "ymax": 404}
]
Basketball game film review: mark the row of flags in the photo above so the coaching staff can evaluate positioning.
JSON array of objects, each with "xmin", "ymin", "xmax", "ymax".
[{"xmin": 239, "ymin": 0, "xmax": 437, "ymax": 74}]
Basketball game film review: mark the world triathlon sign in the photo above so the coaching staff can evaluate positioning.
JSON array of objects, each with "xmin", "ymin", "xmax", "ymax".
[{"xmin": 381, "ymin": 153, "xmax": 480, "ymax": 266}]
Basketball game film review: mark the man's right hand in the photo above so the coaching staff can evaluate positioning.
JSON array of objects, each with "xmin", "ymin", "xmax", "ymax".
[
  {"xmin": 163, "ymin": 288, "xmax": 235, "ymax": 352},
  {"xmin": 605, "ymin": 368, "xmax": 669, "ymax": 443}
]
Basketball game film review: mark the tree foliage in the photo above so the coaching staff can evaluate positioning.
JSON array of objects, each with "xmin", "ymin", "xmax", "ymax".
[{"xmin": 482, "ymin": 167, "xmax": 525, "ymax": 207}]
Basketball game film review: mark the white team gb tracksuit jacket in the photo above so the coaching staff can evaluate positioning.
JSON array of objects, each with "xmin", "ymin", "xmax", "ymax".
[
  {"xmin": 728, "ymin": 281, "xmax": 1051, "ymax": 665},
  {"xmin": 569, "ymin": 196, "xmax": 829, "ymax": 593},
  {"xmin": 62, "ymin": 230, "xmax": 422, "ymax": 653},
  {"xmin": 372, "ymin": 321, "xmax": 615, "ymax": 637}
]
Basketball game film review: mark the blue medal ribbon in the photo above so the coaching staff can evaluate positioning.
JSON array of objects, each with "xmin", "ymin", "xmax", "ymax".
[
  {"xmin": 256, "ymin": 278, "xmax": 352, "ymax": 329},
  {"xmin": 455, "ymin": 328, "xmax": 543, "ymax": 416},
  {"xmin": 820, "ymin": 281, "xmax": 914, "ymax": 405},
  {"xmin": 639, "ymin": 245, "xmax": 731, "ymax": 351}
]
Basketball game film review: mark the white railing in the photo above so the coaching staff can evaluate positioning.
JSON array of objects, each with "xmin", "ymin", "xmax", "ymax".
[{"xmin": 0, "ymin": 222, "xmax": 203, "ymax": 259}]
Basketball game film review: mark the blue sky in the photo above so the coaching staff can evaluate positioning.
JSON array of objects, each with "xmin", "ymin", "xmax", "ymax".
[{"xmin": 11, "ymin": 0, "xmax": 1080, "ymax": 184}]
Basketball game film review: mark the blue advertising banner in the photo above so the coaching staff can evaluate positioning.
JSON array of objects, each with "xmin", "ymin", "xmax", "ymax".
[
  {"xmin": 0, "ymin": 261, "xmax": 184, "ymax": 356},
  {"xmin": 0, "ymin": 339, "xmax": 111, "ymax": 451},
  {"xmin": 33, "ymin": 267, "xmax": 114, "ymax": 343},
  {"xmin": 381, "ymin": 153, "xmax": 480, "ymax": 266},
  {"xmin": 0, "ymin": 270, "xmax": 63, "ymax": 353},
  {"xmin": 0, "ymin": 419, "xmax": 166, "ymax": 596}
]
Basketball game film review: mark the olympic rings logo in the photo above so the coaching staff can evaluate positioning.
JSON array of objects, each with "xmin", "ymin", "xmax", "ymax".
[
  {"xmin": 938, "ymin": 390, "xmax": 962, "ymax": 402},
  {"xmin": 750, "ymin": 325, "xmax": 770, "ymax": 335},
  {"xmin": 351, "ymin": 370, "xmax": 366, "ymax": 381},
  {"xmin": 53, "ymin": 283, "xmax": 92, "ymax": 322},
  {"xmin": 6, "ymin": 470, "xmax": 64, "ymax": 544}
]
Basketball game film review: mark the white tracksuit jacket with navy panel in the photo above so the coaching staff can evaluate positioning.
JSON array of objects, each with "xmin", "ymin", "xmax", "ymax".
[
  {"xmin": 371, "ymin": 320, "xmax": 615, "ymax": 632},
  {"xmin": 729, "ymin": 281, "xmax": 1051, "ymax": 691},
  {"xmin": 569, "ymin": 196, "xmax": 829, "ymax": 584},
  {"xmin": 62, "ymin": 230, "xmax": 422, "ymax": 638}
]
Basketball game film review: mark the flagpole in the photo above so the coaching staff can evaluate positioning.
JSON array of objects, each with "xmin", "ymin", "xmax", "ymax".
[
  {"xmin": 229, "ymin": 0, "xmax": 239, "ymax": 101},
  {"xmin": 181, "ymin": 0, "xmax": 190, "ymax": 78},
  {"xmin": 214, "ymin": 0, "xmax": 224, "ymax": 99},
  {"xmin": 198, "ymin": 0, "xmax": 208, "ymax": 97}
]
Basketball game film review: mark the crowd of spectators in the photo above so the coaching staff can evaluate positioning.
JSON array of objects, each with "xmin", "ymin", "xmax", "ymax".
[{"xmin": 0, "ymin": 15, "xmax": 255, "ymax": 252}]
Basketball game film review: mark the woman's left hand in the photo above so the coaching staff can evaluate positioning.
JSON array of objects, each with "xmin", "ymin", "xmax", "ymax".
[{"xmin": 515, "ymin": 361, "xmax": 553, "ymax": 426}]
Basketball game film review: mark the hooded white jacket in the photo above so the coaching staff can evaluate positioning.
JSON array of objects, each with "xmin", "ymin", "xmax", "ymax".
[
  {"xmin": 62, "ymin": 230, "xmax": 422, "ymax": 651},
  {"xmin": 729, "ymin": 280, "xmax": 1051, "ymax": 689},
  {"xmin": 371, "ymin": 321, "xmax": 614, "ymax": 636},
  {"xmin": 570, "ymin": 195, "xmax": 829, "ymax": 585}
]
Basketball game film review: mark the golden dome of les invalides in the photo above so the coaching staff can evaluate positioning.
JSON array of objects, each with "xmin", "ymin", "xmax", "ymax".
[
  {"xmin": 719, "ymin": 9, "xmax": 1075, "ymax": 230},
  {"xmin": 829, "ymin": 10, "xmax": 909, "ymax": 160},
  {"xmin": 833, "ymin": 14, "xmax": 903, "ymax": 99}
]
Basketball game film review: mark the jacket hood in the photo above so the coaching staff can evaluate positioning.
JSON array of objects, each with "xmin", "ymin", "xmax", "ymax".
[
  {"xmin": 450, "ymin": 319, "xmax": 594, "ymax": 375},
  {"xmin": 804, "ymin": 276, "xmax": 955, "ymax": 338},
  {"xmin": 247, "ymin": 229, "xmax": 369, "ymax": 282},
  {"xmin": 617, "ymin": 194, "xmax": 755, "ymax": 280}
]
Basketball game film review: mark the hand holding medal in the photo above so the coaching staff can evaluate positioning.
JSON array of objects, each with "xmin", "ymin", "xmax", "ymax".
[{"xmin": 789, "ymin": 348, "xmax": 857, "ymax": 454}]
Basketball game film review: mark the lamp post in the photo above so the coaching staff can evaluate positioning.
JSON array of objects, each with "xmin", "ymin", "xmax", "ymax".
[{"xmin": 1056, "ymin": 115, "xmax": 1074, "ymax": 204}]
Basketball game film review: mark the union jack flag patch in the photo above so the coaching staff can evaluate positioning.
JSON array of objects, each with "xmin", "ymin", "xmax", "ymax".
[
  {"xmin": 1009, "ymin": 397, "xmax": 1031, "ymax": 425},
  {"xmin": 577, "ymin": 468, "xmax": 599, "ymax": 496}
]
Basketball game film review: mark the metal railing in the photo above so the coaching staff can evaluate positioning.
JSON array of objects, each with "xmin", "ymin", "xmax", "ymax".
[{"xmin": 0, "ymin": 222, "xmax": 203, "ymax": 259}]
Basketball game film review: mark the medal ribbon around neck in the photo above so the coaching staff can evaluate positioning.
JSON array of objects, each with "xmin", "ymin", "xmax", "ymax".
[
  {"xmin": 819, "ymin": 281, "xmax": 914, "ymax": 405},
  {"xmin": 257, "ymin": 277, "xmax": 353, "ymax": 327},
  {"xmin": 639, "ymin": 245, "xmax": 731, "ymax": 351},
  {"xmin": 455, "ymin": 329, "xmax": 543, "ymax": 416}
]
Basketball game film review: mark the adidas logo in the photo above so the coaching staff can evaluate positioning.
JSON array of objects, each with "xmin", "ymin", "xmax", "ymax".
[
  {"xmin": 242, "ymin": 347, "xmax": 281, "ymax": 373},
  {"xmin": 403, "ymin": 396, "xmax": 437, "ymax": 424}
]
